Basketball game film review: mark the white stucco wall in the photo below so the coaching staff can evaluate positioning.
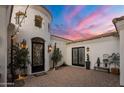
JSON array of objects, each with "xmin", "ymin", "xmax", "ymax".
[
  {"xmin": 115, "ymin": 20, "xmax": 124, "ymax": 86},
  {"xmin": 50, "ymin": 36, "xmax": 69, "ymax": 68},
  {"xmin": 11, "ymin": 6, "xmax": 51, "ymax": 74},
  {"xmin": 0, "ymin": 6, "xmax": 11, "ymax": 86},
  {"xmin": 120, "ymin": 30, "xmax": 124, "ymax": 86},
  {"xmin": 66, "ymin": 36, "xmax": 120, "ymax": 69}
]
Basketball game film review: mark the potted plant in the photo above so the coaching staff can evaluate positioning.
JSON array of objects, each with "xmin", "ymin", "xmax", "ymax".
[
  {"xmin": 16, "ymin": 47, "xmax": 30, "ymax": 76},
  {"xmin": 61, "ymin": 61, "xmax": 68, "ymax": 67},
  {"xmin": 97, "ymin": 57, "xmax": 100, "ymax": 67},
  {"xmin": 86, "ymin": 54, "xmax": 91, "ymax": 69},
  {"xmin": 110, "ymin": 53, "xmax": 120, "ymax": 75},
  {"xmin": 12, "ymin": 41, "xmax": 30, "ymax": 79},
  {"xmin": 51, "ymin": 43, "xmax": 62, "ymax": 70},
  {"xmin": 86, "ymin": 47, "xmax": 90, "ymax": 70}
]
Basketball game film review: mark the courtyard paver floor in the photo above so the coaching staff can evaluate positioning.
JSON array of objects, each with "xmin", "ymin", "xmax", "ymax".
[{"xmin": 24, "ymin": 66, "xmax": 120, "ymax": 87}]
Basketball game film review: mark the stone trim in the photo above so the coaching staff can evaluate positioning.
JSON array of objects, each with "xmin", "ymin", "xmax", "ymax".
[
  {"xmin": 51, "ymin": 35, "xmax": 73, "ymax": 42},
  {"xmin": 67, "ymin": 32, "xmax": 118, "ymax": 44}
]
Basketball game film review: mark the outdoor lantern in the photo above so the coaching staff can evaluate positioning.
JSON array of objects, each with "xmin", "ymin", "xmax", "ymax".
[
  {"xmin": 48, "ymin": 44, "xmax": 52, "ymax": 53},
  {"xmin": 87, "ymin": 47, "xmax": 90, "ymax": 52},
  {"xmin": 15, "ymin": 11, "xmax": 27, "ymax": 26},
  {"xmin": 20, "ymin": 39, "xmax": 27, "ymax": 49}
]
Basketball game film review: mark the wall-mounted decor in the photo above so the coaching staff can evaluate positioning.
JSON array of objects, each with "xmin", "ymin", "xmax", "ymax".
[
  {"xmin": 35, "ymin": 15, "xmax": 43, "ymax": 28},
  {"xmin": 15, "ymin": 11, "xmax": 27, "ymax": 26},
  {"xmin": 86, "ymin": 47, "xmax": 90, "ymax": 52}
]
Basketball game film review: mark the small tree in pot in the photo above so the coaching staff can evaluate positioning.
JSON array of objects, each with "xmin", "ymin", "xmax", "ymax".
[
  {"xmin": 12, "ymin": 40, "xmax": 30, "ymax": 79},
  {"xmin": 110, "ymin": 53, "xmax": 120, "ymax": 75},
  {"xmin": 97, "ymin": 57, "xmax": 100, "ymax": 67},
  {"xmin": 51, "ymin": 43, "xmax": 62, "ymax": 70},
  {"xmin": 86, "ymin": 47, "xmax": 90, "ymax": 70},
  {"xmin": 16, "ymin": 47, "xmax": 30, "ymax": 76}
]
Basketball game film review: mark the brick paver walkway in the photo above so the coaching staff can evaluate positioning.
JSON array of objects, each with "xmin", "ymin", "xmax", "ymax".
[{"xmin": 24, "ymin": 66, "xmax": 120, "ymax": 87}]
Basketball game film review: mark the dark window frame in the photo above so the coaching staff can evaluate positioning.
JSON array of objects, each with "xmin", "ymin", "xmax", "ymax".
[{"xmin": 72, "ymin": 47, "xmax": 85, "ymax": 67}]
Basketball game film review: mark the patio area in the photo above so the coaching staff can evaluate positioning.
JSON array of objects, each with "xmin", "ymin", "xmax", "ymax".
[{"xmin": 23, "ymin": 66, "xmax": 119, "ymax": 87}]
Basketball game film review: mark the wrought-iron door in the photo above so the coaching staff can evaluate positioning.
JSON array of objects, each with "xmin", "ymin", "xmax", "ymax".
[
  {"xmin": 72, "ymin": 47, "xmax": 85, "ymax": 66},
  {"xmin": 32, "ymin": 37, "xmax": 45, "ymax": 73}
]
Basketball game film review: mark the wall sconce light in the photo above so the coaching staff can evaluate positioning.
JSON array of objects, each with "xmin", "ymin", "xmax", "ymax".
[
  {"xmin": 20, "ymin": 39, "xmax": 27, "ymax": 49},
  {"xmin": 48, "ymin": 44, "xmax": 52, "ymax": 53},
  {"xmin": 87, "ymin": 47, "xmax": 90, "ymax": 52}
]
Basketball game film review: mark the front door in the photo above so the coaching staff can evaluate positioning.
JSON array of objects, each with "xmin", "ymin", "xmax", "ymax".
[
  {"xmin": 72, "ymin": 47, "xmax": 85, "ymax": 66},
  {"xmin": 32, "ymin": 37, "xmax": 45, "ymax": 73}
]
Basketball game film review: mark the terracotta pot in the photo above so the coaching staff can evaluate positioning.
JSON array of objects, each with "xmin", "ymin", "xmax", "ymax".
[
  {"xmin": 14, "ymin": 74, "xmax": 19, "ymax": 79},
  {"xmin": 14, "ymin": 79, "xmax": 25, "ymax": 87},
  {"xmin": 111, "ymin": 68, "xmax": 120, "ymax": 75},
  {"xmin": 21, "ymin": 74, "xmax": 27, "ymax": 77}
]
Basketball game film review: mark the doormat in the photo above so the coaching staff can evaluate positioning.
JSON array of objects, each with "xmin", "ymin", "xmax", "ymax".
[{"xmin": 33, "ymin": 72, "xmax": 47, "ymax": 77}]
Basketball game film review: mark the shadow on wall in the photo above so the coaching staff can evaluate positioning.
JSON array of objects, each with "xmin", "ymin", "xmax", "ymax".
[{"xmin": 0, "ymin": 37, "xmax": 2, "ymax": 48}]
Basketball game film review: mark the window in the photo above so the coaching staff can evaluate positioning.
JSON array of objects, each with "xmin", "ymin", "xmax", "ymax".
[
  {"xmin": 48, "ymin": 23, "xmax": 50, "ymax": 32},
  {"xmin": 72, "ymin": 47, "xmax": 85, "ymax": 66}
]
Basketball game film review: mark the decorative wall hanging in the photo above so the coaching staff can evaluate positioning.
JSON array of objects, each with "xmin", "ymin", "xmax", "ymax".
[
  {"xmin": 34, "ymin": 15, "xmax": 43, "ymax": 28},
  {"xmin": 86, "ymin": 47, "xmax": 90, "ymax": 52}
]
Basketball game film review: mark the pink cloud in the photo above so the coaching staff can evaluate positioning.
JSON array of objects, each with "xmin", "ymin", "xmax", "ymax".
[
  {"xmin": 75, "ymin": 6, "xmax": 111, "ymax": 31},
  {"xmin": 58, "ymin": 6, "xmax": 119, "ymax": 41},
  {"xmin": 89, "ymin": 13, "xmax": 120, "ymax": 33},
  {"xmin": 63, "ymin": 29, "xmax": 95, "ymax": 41}
]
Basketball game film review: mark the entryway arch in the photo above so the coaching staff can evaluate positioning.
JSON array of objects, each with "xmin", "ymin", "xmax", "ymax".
[{"xmin": 31, "ymin": 37, "xmax": 45, "ymax": 73}]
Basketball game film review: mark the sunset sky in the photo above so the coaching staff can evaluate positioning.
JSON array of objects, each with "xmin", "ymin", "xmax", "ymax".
[{"xmin": 44, "ymin": 5, "xmax": 124, "ymax": 41}]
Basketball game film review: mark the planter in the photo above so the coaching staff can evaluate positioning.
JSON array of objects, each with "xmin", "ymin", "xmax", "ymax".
[
  {"xmin": 14, "ymin": 74, "xmax": 19, "ymax": 79},
  {"xmin": 55, "ymin": 67, "xmax": 58, "ymax": 70},
  {"xmin": 21, "ymin": 74, "xmax": 27, "ymax": 77},
  {"xmin": 86, "ymin": 61, "xmax": 90, "ymax": 70},
  {"xmin": 14, "ymin": 79, "xmax": 25, "ymax": 87},
  {"xmin": 111, "ymin": 68, "xmax": 120, "ymax": 75}
]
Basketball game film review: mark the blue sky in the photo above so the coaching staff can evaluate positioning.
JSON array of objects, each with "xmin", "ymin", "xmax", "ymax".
[{"xmin": 44, "ymin": 5, "xmax": 124, "ymax": 41}]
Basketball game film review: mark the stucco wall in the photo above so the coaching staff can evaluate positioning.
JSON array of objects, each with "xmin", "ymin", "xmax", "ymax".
[
  {"xmin": 66, "ymin": 36, "xmax": 120, "ymax": 69},
  {"xmin": 120, "ymin": 30, "xmax": 124, "ymax": 86},
  {"xmin": 11, "ymin": 6, "xmax": 51, "ymax": 74},
  {"xmin": 50, "ymin": 36, "xmax": 69, "ymax": 68},
  {"xmin": 115, "ymin": 20, "xmax": 124, "ymax": 86},
  {"xmin": 0, "ymin": 6, "xmax": 11, "ymax": 86}
]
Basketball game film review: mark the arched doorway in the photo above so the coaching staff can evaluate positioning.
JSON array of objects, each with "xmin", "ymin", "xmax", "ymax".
[{"xmin": 31, "ymin": 37, "xmax": 45, "ymax": 73}]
